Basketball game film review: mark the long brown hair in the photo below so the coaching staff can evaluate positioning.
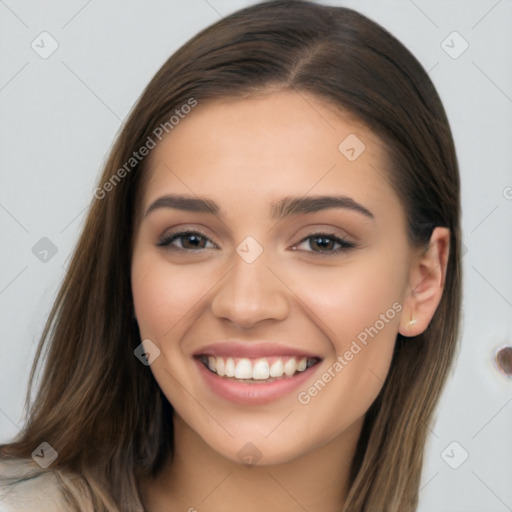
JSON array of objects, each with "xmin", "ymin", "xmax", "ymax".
[{"xmin": 0, "ymin": 1, "xmax": 461, "ymax": 510}]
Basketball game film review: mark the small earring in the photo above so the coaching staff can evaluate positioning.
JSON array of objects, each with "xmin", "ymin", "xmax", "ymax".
[{"xmin": 408, "ymin": 318, "xmax": 417, "ymax": 328}]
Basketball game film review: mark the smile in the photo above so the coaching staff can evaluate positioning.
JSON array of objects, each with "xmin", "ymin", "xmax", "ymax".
[
  {"xmin": 196, "ymin": 355, "xmax": 320, "ymax": 382},
  {"xmin": 192, "ymin": 342, "xmax": 323, "ymax": 404}
]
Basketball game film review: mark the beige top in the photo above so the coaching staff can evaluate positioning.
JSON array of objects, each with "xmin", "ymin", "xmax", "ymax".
[{"xmin": 0, "ymin": 458, "xmax": 73, "ymax": 512}]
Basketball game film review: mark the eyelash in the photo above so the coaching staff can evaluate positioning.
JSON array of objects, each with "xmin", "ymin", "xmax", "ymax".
[{"xmin": 156, "ymin": 230, "xmax": 356, "ymax": 256}]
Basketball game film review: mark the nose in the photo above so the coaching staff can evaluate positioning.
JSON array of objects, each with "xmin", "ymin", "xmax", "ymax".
[{"xmin": 210, "ymin": 250, "xmax": 290, "ymax": 329}]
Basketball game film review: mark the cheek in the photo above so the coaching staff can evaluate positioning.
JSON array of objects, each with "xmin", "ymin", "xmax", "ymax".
[
  {"xmin": 131, "ymin": 250, "xmax": 212, "ymax": 341},
  {"xmin": 290, "ymin": 253, "xmax": 405, "ymax": 347},
  {"xmin": 289, "ymin": 254, "xmax": 404, "ymax": 427}
]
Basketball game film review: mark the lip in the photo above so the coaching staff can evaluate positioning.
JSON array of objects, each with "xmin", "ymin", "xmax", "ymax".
[
  {"xmin": 193, "ymin": 341, "xmax": 320, "ymax": 359},
  {"xmin": 193, "ymin": 342, "xmax": 322, "ymax": 405},
  {"xmin": 195, "ymin": 359, "xmax": 320, "ymax": 405}
]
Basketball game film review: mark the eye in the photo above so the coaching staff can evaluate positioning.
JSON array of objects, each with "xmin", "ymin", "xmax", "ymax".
[
  {"xmin": 157, "ymin": 230, "xmax": 217, "ymax": 251},
  {"xmin": 293, "ymin": 232, "xmax": 355, "ymax": 256}
]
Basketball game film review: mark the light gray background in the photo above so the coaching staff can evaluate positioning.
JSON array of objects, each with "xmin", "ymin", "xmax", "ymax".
[{"xmin": 1, "ymin": 1, "xmax": 511, "ymax": 510}]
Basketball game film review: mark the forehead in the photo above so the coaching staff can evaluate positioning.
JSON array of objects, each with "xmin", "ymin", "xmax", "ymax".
[{"xmin": 141, "ymin": 90, "xmax": 401, "ymax": 221}]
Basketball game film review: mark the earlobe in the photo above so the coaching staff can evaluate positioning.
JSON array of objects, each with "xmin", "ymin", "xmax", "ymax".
[{"xmin": 399, "ymin": 227, "xmax": 450, "ymax": 337}]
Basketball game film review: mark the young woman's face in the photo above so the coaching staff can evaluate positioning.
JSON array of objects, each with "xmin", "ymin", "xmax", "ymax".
[{"xmin": 131, "ymin": 90, "xmax": 417, "ymax": 465}]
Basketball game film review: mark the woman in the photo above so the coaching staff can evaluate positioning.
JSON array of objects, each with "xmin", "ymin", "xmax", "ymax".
[{"xmin": 0, "ymin": 0, "xmax": 461, "ymax": 510}]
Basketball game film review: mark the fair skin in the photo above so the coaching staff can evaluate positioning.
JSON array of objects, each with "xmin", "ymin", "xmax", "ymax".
[{"xmin": 131, "ymin": 90, "xmax": 449, "ymax": 511}]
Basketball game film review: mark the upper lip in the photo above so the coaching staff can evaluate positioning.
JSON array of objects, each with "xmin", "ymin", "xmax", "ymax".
[{"xmin": 193, "ymin": 341, "xmax": 322, "ymax": 360}]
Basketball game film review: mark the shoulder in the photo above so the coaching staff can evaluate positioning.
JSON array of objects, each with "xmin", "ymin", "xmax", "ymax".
[{"xmin": 0, "ymin": 458, "xmax": 72, "ymax": 512}]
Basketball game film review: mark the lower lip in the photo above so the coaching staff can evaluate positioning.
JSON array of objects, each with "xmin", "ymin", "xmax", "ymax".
[{"xmin": 195, "ymin": 358, "xmax": 319, "ymax": 405}]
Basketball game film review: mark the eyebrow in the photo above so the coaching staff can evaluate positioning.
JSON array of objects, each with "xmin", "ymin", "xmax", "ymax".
[
  {"xmin": 271, "ymin": 195, "xmax": 374, "ymax": 220},
  {"xmin": 144, "ymin": 194, "xmax": 374, "ymax": 220}
]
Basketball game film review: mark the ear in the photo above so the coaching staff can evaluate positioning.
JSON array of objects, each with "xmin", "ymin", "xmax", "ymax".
[{"xmin": 399, "ymin": 227, "xmax": 450, "ymax": 337}]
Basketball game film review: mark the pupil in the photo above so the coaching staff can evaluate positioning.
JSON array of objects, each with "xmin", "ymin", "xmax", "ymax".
[
  {"xmin": 184, "ymin": 235, "xmax": 204, "ymax": 249},
  {"xmin": 313, "ymin": 236, "xmax": 334, "ymax": 251}
]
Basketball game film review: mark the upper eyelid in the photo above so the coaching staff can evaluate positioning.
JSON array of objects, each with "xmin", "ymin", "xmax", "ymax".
[
  {"xmin": 158, "ymin": 229, "xmax": 218, "ymax": 248},
  {"xmin": 159, "ymin": 222, "xmax": 354, "ymax": 239},
  {"xmin": 158, "ymin": 225, "xmax": 217, "ymax": 241}
]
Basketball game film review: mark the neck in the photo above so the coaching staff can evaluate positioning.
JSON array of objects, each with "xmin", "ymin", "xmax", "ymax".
[{"xmin": 141, "ymin": 414, "xmax": 364, "ymax": 512}]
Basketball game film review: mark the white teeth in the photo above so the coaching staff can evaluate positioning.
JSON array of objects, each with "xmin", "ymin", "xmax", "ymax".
[
  {"xmin": 297, "ymin": 357, "xmax": 307, "ymax": 372},
  {"xmin": 225, "ymin": 357, "xmax": 235, "ymax": 377},
  {"xmin": 283, "ymin": 358, "xmax": 297, "ymax": 376},
  {"xmin": 215, "ymin": 357, "xmax": 225, "ymax": 377},
  {"xmin": 234, "ymin": 358, "xmax": 252, "ymax": 379},
  {"xmin": 269, "ymin": 359, "xmax": 284, "ymax": 378},
  {"xmin": 252, "ymin": 359, "xmax": 270, "ymax": 380},
  {"xmin": 202, "ymin": 355, "xmax": 315, "ymax": 380}
]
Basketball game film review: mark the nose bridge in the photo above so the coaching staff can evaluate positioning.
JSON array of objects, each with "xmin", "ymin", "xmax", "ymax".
[{"xmin": 210, "ymin": 245, "xmax": 289, "ymax": 327}]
